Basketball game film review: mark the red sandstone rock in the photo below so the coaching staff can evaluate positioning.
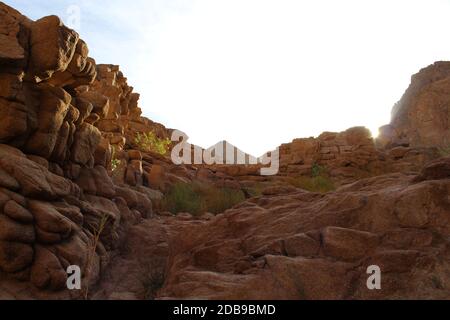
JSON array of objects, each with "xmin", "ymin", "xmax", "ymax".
[
  {"xmin": 30, "ymin": 245, "xmax": 67, "ymax": 290},
  {"xmin": 158, "ymin": 171, "xmax": 450, "ymax": 300},
  {"xmin": 415, "ymin": 156, "xmax": 450, "ymax": 182},
  {"xmin": 0, "ymin": 2, "xmax": 449, "ymax": 301},
  {"xmin": 378, "ymin": 61, "xmax": 450, "ymax": 148},
  {"xmin": 29, "ymin": 15, "xmax": 79, "ymax": 81}
]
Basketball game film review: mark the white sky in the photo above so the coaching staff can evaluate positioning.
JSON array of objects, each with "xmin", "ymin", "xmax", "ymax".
[{"xmin": 7, "ymin": 0, "xmax": 450, "ymax": 156}]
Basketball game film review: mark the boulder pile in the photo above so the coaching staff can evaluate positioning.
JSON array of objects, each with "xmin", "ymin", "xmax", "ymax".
[{"xmin": 0, "ymin": 3, "xmax": 449, "ymax": 300}]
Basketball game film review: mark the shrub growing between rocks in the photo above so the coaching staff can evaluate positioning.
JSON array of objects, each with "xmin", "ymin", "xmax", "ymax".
[
  {"xmin": 139, "ymin": 258, "xmax": 166, "ymax": 300},
  {"xmin": 438, "ymin": 145, "xmax": 450, "ymax": 157},
  {"xmin": 111, "ymin": 158, "xmax": 121, "ymax": 172},
  {"xmin": 287, "ymin": 164, "xmax": 336, "ymax": 193},
  {"xmin": 134, "ymin": 132, "xmax": 171, "ymax": 156},
  {"xmin": 163, "ymin": 182, "xmax": 246, "ymax": 216}
]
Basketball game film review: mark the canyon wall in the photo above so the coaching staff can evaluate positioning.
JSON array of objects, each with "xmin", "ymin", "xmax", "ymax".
[
  {"xmin": 277, "ymin": 126, "xmax": 438, "ymax": 184},
  {"xmin": 0, "ymin": 2, "xmax": 449, "ymax": 300},
  {"xmin": 0, "ymin": 3, "xmax": 246, "ymax": 298},
  {"xmin": 0, "ymin": 3, "xmax": 175, "ymax": 298},
  {"xmin": 378, "ymin": 61, "xmax": 450, "ymax": 149}
]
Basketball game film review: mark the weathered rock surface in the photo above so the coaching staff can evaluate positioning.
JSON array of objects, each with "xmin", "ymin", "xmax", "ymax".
[
  {"xmin": 158, "ymin": 162, "xmax": 450, "ymax": 300},
  {"xmin": 0, "ymin": 2, "xmax": 170, "ymax": 299},
  {"xmin": 378, "ymin": 61, "xmax": 450, "ymax": 149},
  {"xmin": 0, "ymin": 2, "xmax": 449, "ymax": 301}
]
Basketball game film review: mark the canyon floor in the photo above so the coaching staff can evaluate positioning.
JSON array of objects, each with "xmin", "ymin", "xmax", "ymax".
[{"xmin": 0, "ymin": 2, "xmax": 449, "ymax": 300}]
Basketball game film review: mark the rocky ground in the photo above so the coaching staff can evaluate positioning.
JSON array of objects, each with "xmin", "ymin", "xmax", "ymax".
[{"xmin": 0, "ymin": 2, "xmax": 449, "ymax": 300}]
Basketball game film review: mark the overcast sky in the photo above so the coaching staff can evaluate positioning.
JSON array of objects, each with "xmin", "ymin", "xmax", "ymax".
[{"xmin": 6, "ymin": 0, "xmax": 450, "ymax": 155}]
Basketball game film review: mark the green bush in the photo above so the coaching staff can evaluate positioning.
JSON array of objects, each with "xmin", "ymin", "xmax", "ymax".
[
  {"xmin": 311, "ymin": 163, "xmax": 326, "ymax": 177},
  {"xmin": 135, "ymin": 132, "xmax": 171, "ymax": 155},
  {"xmin": 110, "ymin": 145, "xmax": 121, "ymax": 172},
  {"xmin": 438, "ymin": 146, "xmax": 450, "ymax": 157},
  {"xmin": 206, "ymin": 187, "xmax": 246, "ymax": 214},
  {"xmin": 287, "ymin": 164, "xmax": 335, "ymax": 193},
  {"xmin": 163, "ymin": 182, "xmax": 246, "ymax": 216},
  {"xmin": 111, "ymin": 158, "xmax": 121, "ymax": 172},
  {"xmin": 243, "ymin": 185, "xmax": 264, "ymax": 198},
  {"xmin": 163, "ymin": 183, "xmax": 202, "ymax": 215},
  {"xmin": 289, "ymin": 176, "xmax": 336, "ymax": 193}
]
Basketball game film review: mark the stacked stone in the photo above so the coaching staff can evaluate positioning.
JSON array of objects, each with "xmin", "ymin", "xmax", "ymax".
[{"xmin": 0, "ymin": 4, "xmax": 158, "ymax": 296}]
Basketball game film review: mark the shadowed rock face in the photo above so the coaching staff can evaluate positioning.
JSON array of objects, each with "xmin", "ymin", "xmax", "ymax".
[
  {"xmin": 378, "ymin": 61, "xmax": 450, "ymax": 149},
  {"xmin": 0, "ymin": 2, "xmax": 239, "ymax": 299},
  {"xmin": 0, "ymin": 3, "xmax": 449, "ymax": 300},
  {"xmin": 0, "ymin": 2, "xmax": 167, "ymax": 299}
]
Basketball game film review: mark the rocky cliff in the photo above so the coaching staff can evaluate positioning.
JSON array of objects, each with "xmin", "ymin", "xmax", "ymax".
[
  {"xmin": 0, "ymin": 3, "xmax": 449, "ymax": 300},
  {"xmin": 0, "ymin": 3, "xmax": 155, "ymax": 298},
  {"xmin": 378, "ymin": 61, "xmax": 450, "ymax": 149}
]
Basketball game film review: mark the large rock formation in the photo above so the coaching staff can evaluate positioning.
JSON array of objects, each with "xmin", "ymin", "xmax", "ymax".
[
  {"xmin": 87, "ymin": 157, "xmax": 450, "ymax": 300},
  {"xmin": 0, "ymin": 3, "xmax": 449, "ymax": 300},
  {"xmin": 211, "ymin": 126, "xmax": 439, "ymax": 193},
  {"xmin": 158, "ymin": 159, "xmax": 450, "ymax": 299},
  {"xmin": 0, "ymin": 2, "xmax": 167, "ymax": 299},
  {"xmin": 378, "ymin": 61, "xmax": 450, "ymax": 149},
  {"xmin": 0, "ymin": 2, "xmax": 243, "ymax": 299}
]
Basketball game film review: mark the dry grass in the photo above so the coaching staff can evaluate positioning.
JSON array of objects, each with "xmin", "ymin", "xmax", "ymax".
[
  {"xmin": 438, "ymin": 146, "xmax": 450, "ymax": 157},
  {"xmin": 163, "ymin": 182, "xmax": 246, "ymax": 216},
  {"xmin": 287, "ymin": 164, "xmax": 336, "ymax": 193},
  {"xmin": 243, "ymin": 184, "xmax": 265, "ymax": 198},
  {"xmin": 84, "ymin": 213, "xmax": 109, "ymax": 300},
  {"xmin": 138, "ymin": 259, "xmax": 166, "ymax": 300}
]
